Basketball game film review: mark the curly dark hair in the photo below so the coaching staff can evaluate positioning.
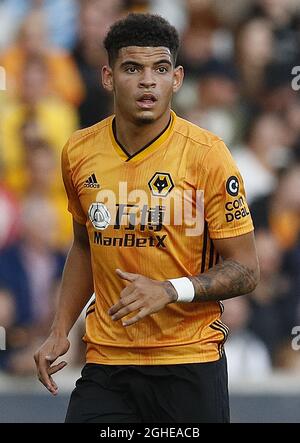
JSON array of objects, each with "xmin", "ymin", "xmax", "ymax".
[{"xmin": 104, "ymin": 13, "xmax": 180, "ymax": 66}]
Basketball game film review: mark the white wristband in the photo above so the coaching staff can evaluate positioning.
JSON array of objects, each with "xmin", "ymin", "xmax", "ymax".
[{"xmin": 168, "ymin": 277, "xmax": 195, "ymax": 302}]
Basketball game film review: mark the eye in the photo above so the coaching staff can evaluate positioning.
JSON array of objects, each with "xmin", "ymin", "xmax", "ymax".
[
  {"xmin": 125, "ymin": 66, "xmax": 139, "ymax": 73},
  {"xmin": 156, "ymin": 66, "xmax": 168, "ymax": 73}
]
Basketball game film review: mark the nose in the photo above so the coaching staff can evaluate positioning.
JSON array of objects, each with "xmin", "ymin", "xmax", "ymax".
[{"xmin": 139, "ymin": 68, "xmax": 156, "ymax": 88}]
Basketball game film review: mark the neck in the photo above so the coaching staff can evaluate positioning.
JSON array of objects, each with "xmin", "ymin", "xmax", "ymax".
[{"xmin": 114, "ymin": 110, "xmax": 171, "ymax": 156}]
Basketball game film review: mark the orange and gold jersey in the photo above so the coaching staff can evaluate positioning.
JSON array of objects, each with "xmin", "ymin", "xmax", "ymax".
[{"xmin": 62, "ymin": 111, "xmax": 254, "ymax": 365}]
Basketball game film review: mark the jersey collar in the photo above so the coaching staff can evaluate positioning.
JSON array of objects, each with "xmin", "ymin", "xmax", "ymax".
[{"xmin": 109, "ymin": 111, "xmax": 176, "ymax": 163}]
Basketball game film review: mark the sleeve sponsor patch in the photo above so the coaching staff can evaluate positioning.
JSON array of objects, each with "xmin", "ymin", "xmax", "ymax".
[
  {"xmin": 225, "ymin": 196, "xmax": 250, "ymax": 222},
  {"xmin": 226, "ymin": 176, "xmax": 239, "ymax": 197}
]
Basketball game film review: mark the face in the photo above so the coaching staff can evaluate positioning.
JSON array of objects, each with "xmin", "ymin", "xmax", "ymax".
[{"xmin": 102, "ymin": 46, "xmax": 184, "ymax": 124}]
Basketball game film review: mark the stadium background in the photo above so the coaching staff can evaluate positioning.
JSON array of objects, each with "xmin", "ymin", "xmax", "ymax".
[{"xmin": 0, "ymin": 0, "xmax": 300, "ymax": 423}]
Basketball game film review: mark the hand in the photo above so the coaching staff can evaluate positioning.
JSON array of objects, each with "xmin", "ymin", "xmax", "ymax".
[
  {"xmin": 108, "ymin": 269, "xmax": 178, "ymax": 327},
  {"xmin": 34, "ymin": 333, "xmax": 70, "ymax": 396}
]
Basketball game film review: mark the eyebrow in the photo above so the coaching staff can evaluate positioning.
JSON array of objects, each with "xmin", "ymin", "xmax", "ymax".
[
  {"xmin": 120, "ymin": 59, "xmax": 172, "ymax": 68},
  {"xmin": 154, "ymin": 59, "xmax": 172, "ymax": 67},
  {"xmin": 120, "ymin": 61, "xmax": 143, "ymax": 68}
]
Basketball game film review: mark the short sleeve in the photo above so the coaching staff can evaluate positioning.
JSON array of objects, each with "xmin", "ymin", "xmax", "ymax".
[
  {"xmin": 203, "ymin": 140, "xmax": 254, "ymax": 239},
  {"xmin": 61, "ymin": 140, "xmax": 87, "ymax": 225}
]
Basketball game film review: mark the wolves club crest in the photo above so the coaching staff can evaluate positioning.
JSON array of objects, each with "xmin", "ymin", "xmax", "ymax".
[{"xmin": 148, "ymin": 172, "xmax": 174, "ymax": 197}]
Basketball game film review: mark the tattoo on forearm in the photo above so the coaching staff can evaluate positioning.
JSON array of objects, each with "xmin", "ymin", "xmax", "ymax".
[
  {"xmin": 190, "ymin": 259, "xmax": 259, "ymax": 302},
  {"xmin": 162, "ymin": 281, "xmax": 178, "ymax": 303}
]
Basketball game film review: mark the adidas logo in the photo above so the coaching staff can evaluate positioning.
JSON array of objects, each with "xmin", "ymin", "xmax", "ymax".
[{"xmin": 84, "ymin": 173, "xmax": 100, "ymax": 188}]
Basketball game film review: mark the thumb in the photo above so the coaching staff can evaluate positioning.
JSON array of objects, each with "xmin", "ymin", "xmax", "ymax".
[{"xmin": 115, "ymin": 268, "xmax": 139, "ymax": 282}]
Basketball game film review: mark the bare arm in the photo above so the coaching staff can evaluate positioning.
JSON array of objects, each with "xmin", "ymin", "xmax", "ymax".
[
  {"xmin": 51, "ymin": 219, "xmax": 94, "ymax": 335},
  {"xmin": 109, "ymin": 232, "xmax": 260, "ymax": 326},
  {"xmin": 167, "ymin": 231, "xmax": 260, "ymax": 302},
  {"xmin": 34, "ymin": 219, "xmax": 93, "ymax": 395}
]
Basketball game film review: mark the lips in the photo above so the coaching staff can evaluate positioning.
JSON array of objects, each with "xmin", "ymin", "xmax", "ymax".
[{"xmin": 136, "ymin": 93, "xmax": 157, "ymax": 109}]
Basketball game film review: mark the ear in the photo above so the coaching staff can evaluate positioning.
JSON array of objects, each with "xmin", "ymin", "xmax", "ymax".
[
  {"xmin": 172, "ymin": 66, "xmax": 184, "ymax": 93},
  {"xmin": 102, "ymin": 65, "xmax": 114, "ymax": 92}
]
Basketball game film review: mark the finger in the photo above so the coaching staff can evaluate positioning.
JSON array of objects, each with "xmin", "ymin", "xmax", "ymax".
[
  {"xmin": 122, "ymin": 308, "xmax": 148, "ymax": 327},
  {"xmin": 47, "ymin": 374, "xmax": 61, "ymax": 396},
  {"xmin": 38, "ymin": 359, "xmax": 55, "ymax": 392},
  {"xmin": 38, "ymin": 368, "xmax": 59, "ymax": 396},
  {"xmin": 38, "ymin": 369, "xmax": 57, "ymax": 395},
  {"xmin": 107, "ymin": 284, "xmax": 136, "ymax": 315},
  {"xmin": 48, "ymin": 361, "xmax": 68, "ymax": 375},
  {"xmin": 48, "ymin": 375, "xmax": 58, "ymax": 391},
  {"xmin": 115, "ymin": 269, "xmax": 140, "ymax": 282},
  {"xmin": 108, "ymin": 289, "xmax": 139, "ymax": 316},
  {"xmin": 111, "ymin": 299, "xmax": 144, "ymax": 321},
  {"xmin": 120, "ymin": 284, "xmax": 136, "ymax": 299}
]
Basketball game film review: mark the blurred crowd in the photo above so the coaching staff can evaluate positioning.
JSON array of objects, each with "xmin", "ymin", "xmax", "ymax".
[{"xmin": 0, "ymin": 0, "xmax": 300, "ymax": 379}]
